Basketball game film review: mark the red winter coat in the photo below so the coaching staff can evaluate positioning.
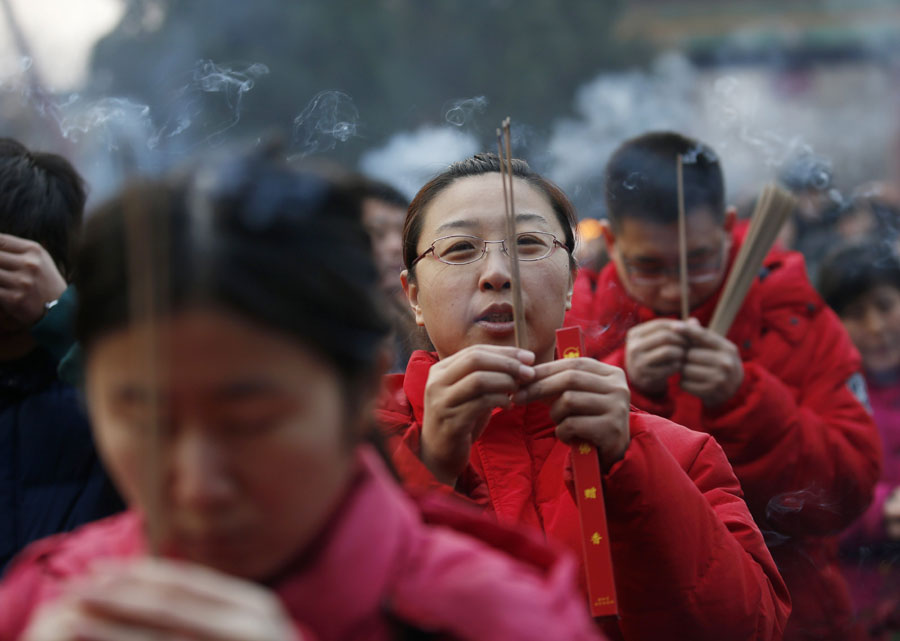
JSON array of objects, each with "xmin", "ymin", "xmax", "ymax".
[
  {"xmin": 377, "ymin": 351, "xmax": 791, "ymax": 641},
  {"xmin": 0, "ymin": 447, "xmax": 603, "ymax": 641},
  {"xmin": 566, "ymin": 227, "xmax": 882, "ymax": 641}
]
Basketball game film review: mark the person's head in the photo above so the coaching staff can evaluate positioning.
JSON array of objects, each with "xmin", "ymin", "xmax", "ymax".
[
  {"xmin": 75, "ymin": 147, "xmax": 390, "ymax": 580},
  {"xmin": 348, "ymin": 176, "xmax": 409, "ymax": 297},
  {"xmin": 402, "ymin": 153, "xmax": 577, "ymax": 364},
  {"xmin": 601, "ymin": 131, "xmax": 735, "ymax": 315},
  {"xmin": 0, "ymin": 138, "xmax": 86, "ymax": 279},
  {"xmin": 818, "ymin": 240, "xmax": 900, "ymax": 375}
]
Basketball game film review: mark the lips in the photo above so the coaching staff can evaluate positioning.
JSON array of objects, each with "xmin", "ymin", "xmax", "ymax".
[{"xmin": 476, "ymin": 303, "xmax": 514, "ymax": 323}]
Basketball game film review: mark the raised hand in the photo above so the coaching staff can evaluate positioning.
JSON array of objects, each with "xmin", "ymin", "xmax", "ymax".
[
  {"xmin": 516, "ymin": 357, "xmax": 631, "ymax": 471},
  {"xmin": 22, "ymin": 558, "xmax": 302, "ymax": 641},
  {"xmin": 421, "ymin": 345, "xmax": 536, "ymax": 485},
  {"xmin": 680, "ymin": 318, "xmax": 744, "ymax": 407},
  {"xmin": 624, "ymin": 319, "xmax": 688, "ymax": 397},
  {"xmin": 0, "ymin": 233, "xmax": 67, "ymax": 327}
]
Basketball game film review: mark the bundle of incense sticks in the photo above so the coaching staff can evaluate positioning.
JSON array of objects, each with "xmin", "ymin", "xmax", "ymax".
[
  {"xmin": 496, "ymin": 118, "xmax": 527, "ymax": 349},
  {"xmin": 676, "ymin": 155, "xmax": 690, "ymax": 321},
  {"xmin": 708, "ymin": 184, "xmax": 797, "ymax": 336}
]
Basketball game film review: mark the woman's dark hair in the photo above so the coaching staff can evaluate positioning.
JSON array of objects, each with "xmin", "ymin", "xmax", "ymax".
[
  {"xmin": 403, "ymin": 153, "xmax": 578, "ymax": 277},
  {"xmin": 74, "ymin": 145, "xmax": 390, "ymax": 386},
  {"xmin": 604, "ymin": 131, "xmax": 725, "ymax": 231},
  {"xmin": 818, "ymin": 239, "xmax": 900, "ymax": 315}
]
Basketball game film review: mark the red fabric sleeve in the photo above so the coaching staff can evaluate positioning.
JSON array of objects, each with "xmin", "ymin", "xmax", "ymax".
[
  {"xmin": 604, "ymin": 416, "xmax": 791, "ymax": 641},
  {"xmin": 381, "ymin": 415, "xmax": 491, "ymax": 510},
  {"xmin": 701, "ymin": 310, "xmax": 882, "ymax": 536}
]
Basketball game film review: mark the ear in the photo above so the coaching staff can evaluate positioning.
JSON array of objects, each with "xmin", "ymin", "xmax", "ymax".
[
  {"xmin": 400, "ymin": 270, "xmax": 426, "ymax": 326},
  {"xmin": 565, "ymin": 266, "xmax": 576, "ymax": 310},
  {"xmin": 600, "ymin": 219, "xmax": 616, "ymax": 256},
  {"xmin": 724, "ymin": 206, "xmax": 737, "ymax": 233}
]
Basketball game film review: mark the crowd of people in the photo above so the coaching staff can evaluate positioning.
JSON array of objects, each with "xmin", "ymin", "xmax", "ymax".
[{"xmin": 0, "ymin": 129, "xmax": 895, "ymax": 641}]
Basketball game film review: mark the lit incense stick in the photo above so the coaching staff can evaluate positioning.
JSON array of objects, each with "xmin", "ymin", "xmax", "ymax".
[
  {"xmin": 497, "ymin": 118, "xmax": 527, "ymax": 349},
  {"xmin": 676, "ymin": 155, "xmax": 689, "ymax": 321},
  {"xmin": 123, "ymin": 193, "xmax": 167, "ymax": 555}
]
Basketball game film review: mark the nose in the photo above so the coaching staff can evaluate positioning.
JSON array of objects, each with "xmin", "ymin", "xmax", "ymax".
[
  {"xmin": 658, "ymin": 279, "xmax": 684, "ymax": 307},
  {"xmin": 478, "ymin": 242, "xmax": 512, "ymax": 292},
  {"xmin": 862, "ymin": 307, "xmax": 886, "ymax": 335},
  {"xmin": 169, "ymin": 427, "xmax": 235, "ymax": 511}
]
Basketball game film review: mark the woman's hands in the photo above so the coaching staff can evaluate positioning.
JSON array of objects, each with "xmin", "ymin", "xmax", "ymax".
[
  {"xmin": 420, "ymin": 345, "xmax": 632, "ymax": 484},
  {"xmin": 515, "ymin": 358, "xmax": 631, "ymax": 471},
  {"xmin": 22, "ymin": 558, "xmax": 303, "ymax": 641},
  {"xmin": 421, "ymin": 345, "xmax": 535, "ymax": 485}
]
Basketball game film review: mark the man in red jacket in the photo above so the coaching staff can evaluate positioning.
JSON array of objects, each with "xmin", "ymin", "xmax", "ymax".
[{"xmin": 566, "ymin": 131, "xmax": 882, "ymax": 641}]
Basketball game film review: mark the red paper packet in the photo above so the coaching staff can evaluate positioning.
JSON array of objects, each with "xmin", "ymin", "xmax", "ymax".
[{"xmin": 556, "ymin": 326, "xmax": 618, "ymax": 617}]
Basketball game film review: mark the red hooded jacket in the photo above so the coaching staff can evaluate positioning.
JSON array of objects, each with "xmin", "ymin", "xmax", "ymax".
[
  {"xmin": 0, "ymin": 447, "xmax": 604, "ymax": 641},
  {"xmin": 378, "ymin": 351, "xmax": 791, "ymax": 641},
  {"xmin": 565, "ymin": 226, "xmax": 882, "ymax": 641}
]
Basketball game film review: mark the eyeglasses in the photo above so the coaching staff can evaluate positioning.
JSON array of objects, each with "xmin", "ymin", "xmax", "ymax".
[
  {"xmin": 621, "ymin": 245, "xmax": 726, "ymax": 286},
  {"xmin": 412, "ymin": 232, "xmax": 569, "ymax": 266}
]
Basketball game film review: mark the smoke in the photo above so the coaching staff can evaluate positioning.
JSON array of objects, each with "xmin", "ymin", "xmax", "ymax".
[
  {"xmin": 150, "ymin": 59, "xmax": 270, "ymax": 149},
  {"xmin": 290, "ymin": 90, "xmax": 359, "ymax": 157},
  {"xmin": 545, "ymin": 51, "xmax": 900, "ymax": 218},
  {"xmin": 359, "ymin": 125, "xmax": 480, "ymax": 199},
  {"xmin": 443, "ymin": 95, "xmax": 488, "ymax": 128},
  {"xmin": 58, "ymin": 96, "xmax": 153, "ymax": 149},
  {"xmin": 547, "ymin": 52, "xmax": 698, "ymax": 204}
]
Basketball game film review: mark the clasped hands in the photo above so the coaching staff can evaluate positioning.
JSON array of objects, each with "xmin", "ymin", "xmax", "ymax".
[
  {"xmin": 625, "ymin": 318, "xmax": 744, "ymax": 408},
  {"xmin": 420, "ymin": 345, "xmax": 631, "ymax": 486}
]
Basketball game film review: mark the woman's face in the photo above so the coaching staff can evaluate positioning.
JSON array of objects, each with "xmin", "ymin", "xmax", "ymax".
[
  {"xmin": 840, "ymin": 284, "xmax": 900, "ymax": 375},
  {"xmin": 85, "ymin": 309, "xmax": 360, "ymax": 580},
  {"xmin": 403, "ymin": 174, "xmax": 574, "ymax": 364}
]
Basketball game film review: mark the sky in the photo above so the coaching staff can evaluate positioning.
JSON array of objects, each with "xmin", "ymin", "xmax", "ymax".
[{"xmin": 0, "ymin": 0, "xmax": 123, "ymax": 90}]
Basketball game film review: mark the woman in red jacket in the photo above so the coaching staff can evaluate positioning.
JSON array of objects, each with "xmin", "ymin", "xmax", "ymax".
[
  {"xmin": 377, "ymin": 152, "xmax": 791, "ymax": 641},
  {"xmin": 0, "ymin": 149, "xmax": 604, "ymax": 641}
]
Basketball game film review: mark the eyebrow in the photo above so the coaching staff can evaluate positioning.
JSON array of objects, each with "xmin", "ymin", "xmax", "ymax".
[{"xmin": 434, "ymin": 212, "xmax": 550, "ymax": 235}]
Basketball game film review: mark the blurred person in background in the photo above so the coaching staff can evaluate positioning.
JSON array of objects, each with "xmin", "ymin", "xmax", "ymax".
[
  {"xmin": 819, "ymin": 240, "xmax": 900, "ymax": 640},
  {"xmin": 0, "ymin": 138, "xmax": 122, "ymax": 575},
  {"xmin": 0, "ymin": 148, "xmax": 605, "ymax": 641},
  {"xmin": 567, "ymin": 131, "xmax": 882, "ymax": 641},
  {"xmin": 349, "ymin": 176, "xmax": 421, "ymax": 372},
  {"xmin": 574, "ymin": 218, "xmax": 609, "ymax": 273},
  {"xmin": 775, "ymin": 154, "xmax": 840, "ymax": 253}
]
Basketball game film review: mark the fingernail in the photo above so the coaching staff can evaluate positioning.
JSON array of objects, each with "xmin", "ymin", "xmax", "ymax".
[
  {"xmin": 517, "ymin": 350, "xmax": 536, "ymax": 364},
  {"xmin": 518, "ymin": 365, "xmax": 535, "ymax": 379}
]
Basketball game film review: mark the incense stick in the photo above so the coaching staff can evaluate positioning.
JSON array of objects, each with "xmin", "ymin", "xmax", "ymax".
[
  {"xmin": 123, "ymin": 193, "xmax": 168, "ymax": 556},
  {"xmin": 676, "ymin": 155, "xmax": 689, "ymax": 321},
  {"xmin": 708, "ymin": 184, "xmax": 797, "ymax": 336},
  {"xmin": 497, "ymin": 119, "xmax": 527, "ymax": 349}
]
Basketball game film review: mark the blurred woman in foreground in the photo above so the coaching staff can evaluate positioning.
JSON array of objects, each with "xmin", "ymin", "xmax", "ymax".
[
  {"xmin": 0, "ymin": 149, "xmax": 602, "ymax": 641},
  {"xmin": 377, "ymin": 153, "xmax": 791, "ymax": 641}
]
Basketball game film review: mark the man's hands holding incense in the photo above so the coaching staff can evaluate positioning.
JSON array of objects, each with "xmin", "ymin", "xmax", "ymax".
[
  {"xmin": 679, "ymin": 318, "xmax": 744, "ymax": 407},
  {"xmin": 22, "ymin": 558, "xmax": 302, "ymax": 641},
  {"xmin": 625, "ymin": 318, "xmax": 744, "ymax": 407},
  {"xmin": 514, "ymin": 357, "xmax": 631, "ymax": 471},
  {"xmin": 422, "ymin": 345, "xmax": 536, "ymax": 486},
  {"xmin": 625, "ymin": 319, "xmax": 688, "ymax": 396}
]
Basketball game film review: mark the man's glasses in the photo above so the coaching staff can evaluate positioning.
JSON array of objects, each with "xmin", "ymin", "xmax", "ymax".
[
  {"xmin": 622, "ymin": 245, "xmax": 726, "ymax": 286},
  {"xmin": 412, "ymin": 232, "xmax": 569, "ymax": 266}
]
